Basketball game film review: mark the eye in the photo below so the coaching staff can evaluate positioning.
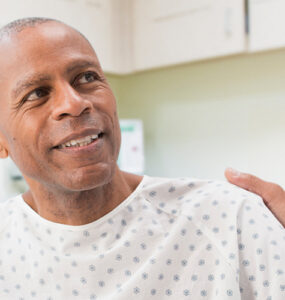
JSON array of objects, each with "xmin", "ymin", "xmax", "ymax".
[
  {"xmin": 25, "ymin": 88, "xmax": 49, "ymax": 101},
  {"xmin": 75, "ymin": 71, "xmax": 100, "ymax": 85}
]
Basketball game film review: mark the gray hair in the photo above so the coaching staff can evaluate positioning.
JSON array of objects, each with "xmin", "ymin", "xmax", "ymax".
[
  {"xmin": 0, "ymin": 17, "xmax": 92, "ymax": 49},
  {"xmin": 0, "ymin": 17, "xmax": 57, "ymax": 40}
]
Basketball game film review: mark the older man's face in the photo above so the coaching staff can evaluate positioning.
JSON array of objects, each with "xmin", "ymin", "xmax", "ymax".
[{"xmin": 0, "ymin": 22, "xmax": 121, "ymax": 191}]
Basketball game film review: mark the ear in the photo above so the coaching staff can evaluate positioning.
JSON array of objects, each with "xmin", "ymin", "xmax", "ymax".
[
  {"xmin": 0, "ymin": 144, "xmax": 8, "ymax": 159},
  {"xmin": 0, "ymin": 135, "xmax": 9, "ymax": 159}
]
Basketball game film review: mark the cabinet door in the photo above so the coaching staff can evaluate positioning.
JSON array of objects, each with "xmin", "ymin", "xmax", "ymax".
[
  {"xmin": 249, "ymin": 0, "xmax": 285, "ymax": 51},
  {"xmin": 0, "ymin": 0, "xmax": 115, "ymax": 73},
  {"xmin": 133, "ymin": 0, "xmax": 245, "ymax": 71}
]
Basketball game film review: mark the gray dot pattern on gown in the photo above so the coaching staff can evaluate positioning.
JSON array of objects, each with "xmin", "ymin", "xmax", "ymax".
[{"xmin": 0, "ymin": 175, "xmax": 284, "ymax": 299}]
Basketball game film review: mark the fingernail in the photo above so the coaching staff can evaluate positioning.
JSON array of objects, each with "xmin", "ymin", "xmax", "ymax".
[{"xmin": 227, "ymin": 168, "xmax": 240, "ymax": 177}]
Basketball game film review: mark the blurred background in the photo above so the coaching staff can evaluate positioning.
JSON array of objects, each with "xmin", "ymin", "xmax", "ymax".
[{"xmin": 0, "ymin": 0, "xmax": 285, "ymax": 200}]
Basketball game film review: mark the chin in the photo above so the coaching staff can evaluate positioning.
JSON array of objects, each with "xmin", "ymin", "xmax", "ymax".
[{"xmin": 61, "ymin": 163, "xmax": 115, "ymax": 192}]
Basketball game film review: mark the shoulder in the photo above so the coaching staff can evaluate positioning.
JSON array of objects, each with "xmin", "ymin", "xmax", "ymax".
[
  {"xmin": 140, "ymin": 175, "xmax": 263, "ymax": 221},
  {"xmin": 141, "ymin": 175, "xmax": 284, "ymax": 249},
  {"xmin": 141, "ymin": 176, "xmax": 285, "ymax": 286}
]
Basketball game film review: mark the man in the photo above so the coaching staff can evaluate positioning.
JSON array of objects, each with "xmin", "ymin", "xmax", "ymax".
[{"xmin": 0, "ymin": 18, "xmax": 284, "ymax": 299}]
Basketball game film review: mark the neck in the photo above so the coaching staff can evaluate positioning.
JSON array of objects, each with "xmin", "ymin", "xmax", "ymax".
[{"xmin": 22, "ymin": 168, "xmax": 142, "ymax": 225}]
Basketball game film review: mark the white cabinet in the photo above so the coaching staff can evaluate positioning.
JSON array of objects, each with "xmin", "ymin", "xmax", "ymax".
[
  {"xmin": 249, "ymin": 0, "xmax": 285, "ymax": 52},
  {"xmin": 133, "ymin": 0, "xmax": 246, "ymax": 71},
  {"xmin": 108, "ymin": 0, "xmax": 133, "ymax": 74},
  {"xmin": 9, "ymin": 0, "xmax": 285, "ymax": 74}
]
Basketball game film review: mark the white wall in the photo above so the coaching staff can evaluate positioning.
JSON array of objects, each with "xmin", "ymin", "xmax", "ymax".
[{"xmin": 0, "ymin": 158, "xmax": 28, "ymax": 201}]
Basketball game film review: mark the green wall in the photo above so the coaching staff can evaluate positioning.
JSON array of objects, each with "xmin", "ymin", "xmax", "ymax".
[{"xmin": 106, "ymin": 49, "xmax": 285, "ymax": 185}]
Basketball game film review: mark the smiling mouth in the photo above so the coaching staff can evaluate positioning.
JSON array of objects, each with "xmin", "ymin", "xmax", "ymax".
[{"xmin": 54, "ymin": 132, "xmax": 104, "ymax": 149}]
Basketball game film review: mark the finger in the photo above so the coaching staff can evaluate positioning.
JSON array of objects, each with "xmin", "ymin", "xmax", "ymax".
[
  {"xmin": 225, "ymin": 168, "xmax": 285, "ymax": 227},
  {"xmin": 224, "ymin": 168, "xmax": 281, "ymax": 202}
]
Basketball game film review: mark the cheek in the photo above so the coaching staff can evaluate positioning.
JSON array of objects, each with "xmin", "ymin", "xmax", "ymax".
[
  {"xmin": 9, "ymin": 139, "xmax": 53, "ymax": 184},
  {"xmin": 6, "ymin": 116, "xmax": 47, "ymax": 170},
  {"xmin": 111, "ymin": 108, "xmax": 121, "ymax": 143},
  {"xmin": 11, "ymin": 110, "xmax": 48, "ymax": 145},
  {"xmin": 100, "ymin": 95, "xmax": 120, "ymax": 148},
  {"xmin": 9, "ymin": 137, "xmax": 36, "ymax": 162}
]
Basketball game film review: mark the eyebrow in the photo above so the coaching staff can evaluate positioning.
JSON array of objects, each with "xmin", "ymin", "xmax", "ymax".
[
  {"xmin": 12, "ymin": 60, "xmax": 101, "ymax": 100},
  {"xmin": 65, "ymin": 60, "xmax": 100, "ymax": 74}
]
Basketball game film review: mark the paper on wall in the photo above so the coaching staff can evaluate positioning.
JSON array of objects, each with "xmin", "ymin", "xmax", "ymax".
[{"xmin": 118, "ymin": 119, "xmax": 144, "ymax": 174}]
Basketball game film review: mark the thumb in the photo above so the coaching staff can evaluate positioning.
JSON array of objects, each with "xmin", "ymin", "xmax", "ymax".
[
  {"xmin": 225, "ymin": 168, "xmax": 285, "ymax": 227},
  {"xmin": 225, "ymin": 168, "xmax": 268, "ymax": 197}
]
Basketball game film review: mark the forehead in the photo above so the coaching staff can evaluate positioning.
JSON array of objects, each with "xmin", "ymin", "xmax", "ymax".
[{"xmin": 0, "ymin": 22, "xmax": 98, "ymax": 81}]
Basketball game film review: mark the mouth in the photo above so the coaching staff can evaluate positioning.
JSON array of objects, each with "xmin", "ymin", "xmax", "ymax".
[{"xmin": 54, "ymin": 132, "xmax": 104, "ymax": 150}]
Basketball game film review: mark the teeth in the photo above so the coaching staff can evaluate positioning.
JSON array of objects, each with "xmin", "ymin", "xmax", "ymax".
[{"xmin": 59, "ymin": 134, "xmax": 99, "ymax": 149}]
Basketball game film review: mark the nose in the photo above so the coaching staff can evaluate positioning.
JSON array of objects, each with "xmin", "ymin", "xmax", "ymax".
[{"xmin": 51, "ymin": 82, "xmax": 93, "ymax": 120}]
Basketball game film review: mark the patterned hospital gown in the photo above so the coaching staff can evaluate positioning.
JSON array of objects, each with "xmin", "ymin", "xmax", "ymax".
[{"xmin": 0, "ymin": 175, "xmax": 284, "ymax": 299}]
